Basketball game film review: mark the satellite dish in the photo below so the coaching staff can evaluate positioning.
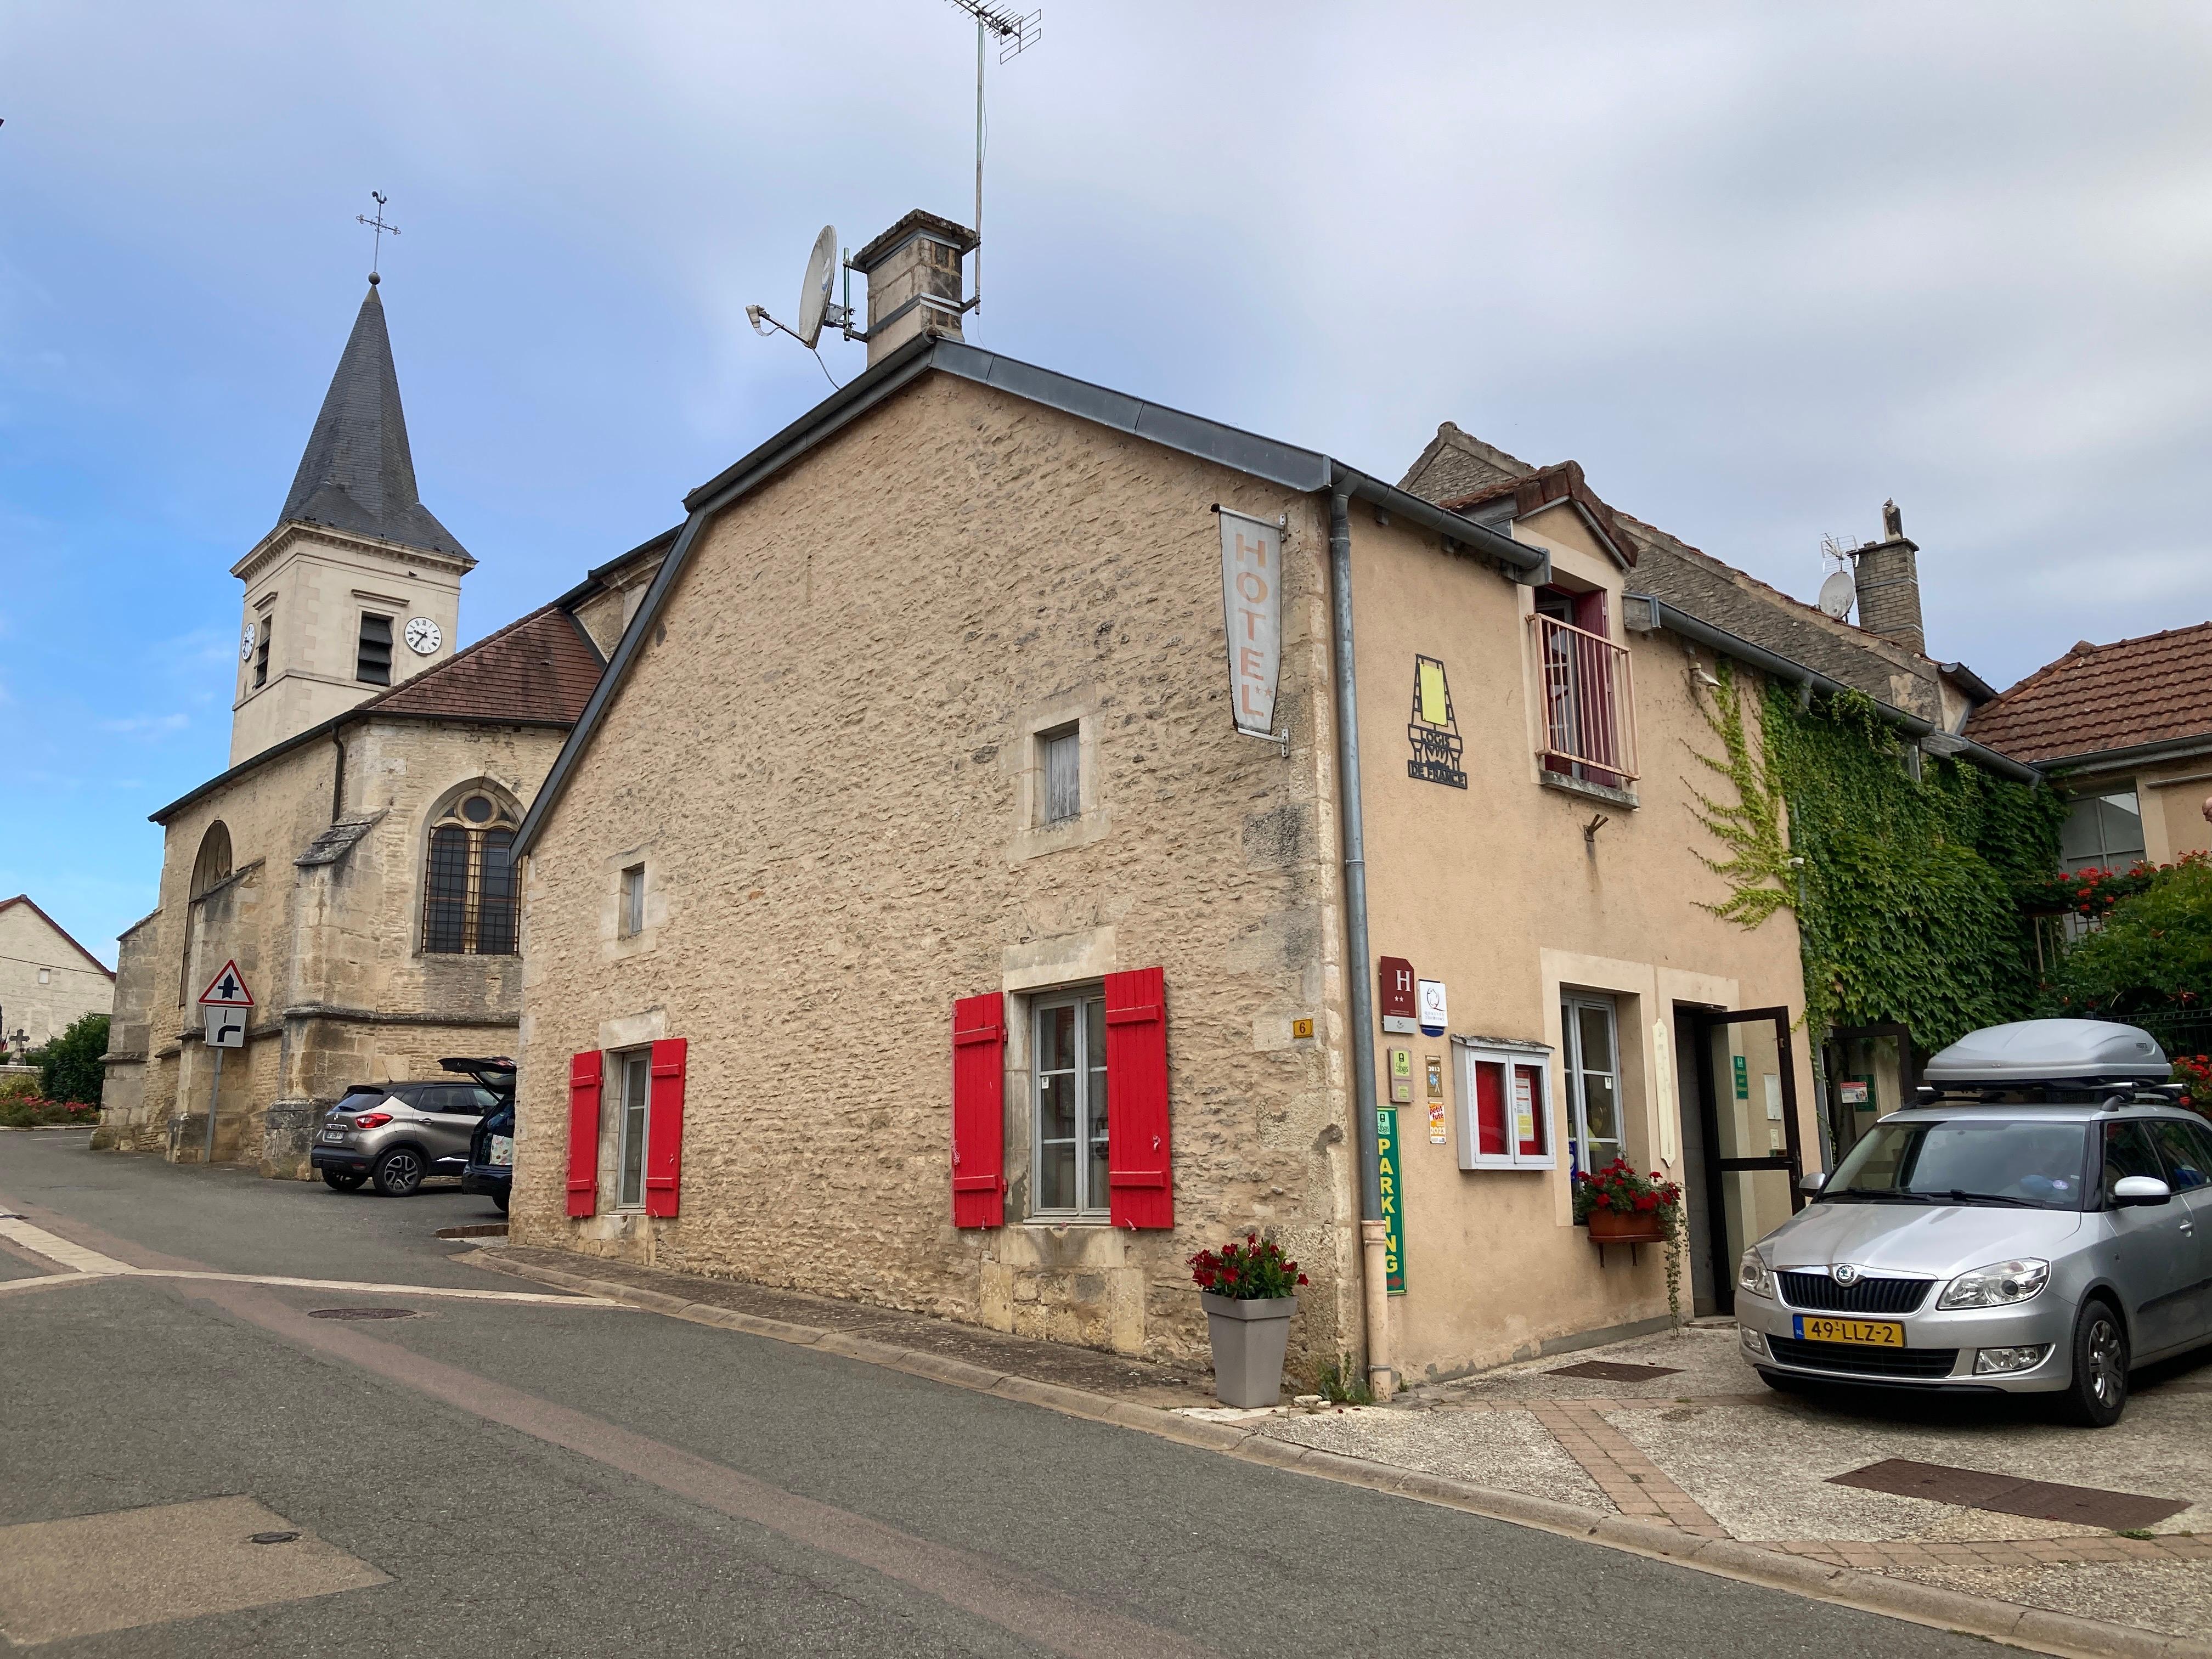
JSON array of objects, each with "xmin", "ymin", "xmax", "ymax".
[
  {"xmin": 1818, "ymin": 567, "xmax": 1856, "ymax": 621},
  {"xmin": 797, "ymin": 225, "xmax": 838, "ymax": 348}
]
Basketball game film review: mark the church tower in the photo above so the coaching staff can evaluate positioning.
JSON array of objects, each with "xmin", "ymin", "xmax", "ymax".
[{"xmin": 228, "ymin": 276, "xmax": 473, "ymax": 765}]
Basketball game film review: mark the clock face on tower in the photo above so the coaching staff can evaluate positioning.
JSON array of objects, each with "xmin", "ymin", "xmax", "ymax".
[
  {"xmin": 403, "ymin": 617, "xmax": 442, "ymax": 656},
  {"xmin": 240, "ymin": 624, "xmax": 256, "ymax": 662}
]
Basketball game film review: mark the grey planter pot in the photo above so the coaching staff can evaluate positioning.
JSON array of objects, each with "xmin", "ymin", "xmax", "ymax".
[{"xmin": 1201, "ymin": 1291, "xmax": 1298, "ymax": 1408}]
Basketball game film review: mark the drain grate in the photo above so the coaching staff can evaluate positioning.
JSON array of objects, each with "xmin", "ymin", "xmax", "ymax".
[
  {"xmin": 1831, "ymin": 1459, "xmax": 2189, "ymax": 1531},
  {"xmin": 1547, "ymin": 1361, "xmax": 1684, "ymax": 1383},
  {"xmin": 306, "ymin": 1308, "xmax": 419, "ymax": 1322}
]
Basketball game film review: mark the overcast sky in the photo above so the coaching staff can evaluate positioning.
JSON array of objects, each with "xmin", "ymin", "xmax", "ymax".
[{"xmin": 6, "ymin": 2, "xmax": 2210, "ymax": 964}]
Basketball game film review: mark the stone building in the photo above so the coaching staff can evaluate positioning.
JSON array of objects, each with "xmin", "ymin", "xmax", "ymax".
[
  {"xmin": 1966, "ymin": 621, "xmax": 2212, "ymax": 873},
  {"xmin": 504, "ymin": 211, "xmax": 2042, "ymax": 1390},
  {"xmin": 97, "ymin": 278, "xmax": 665, "ymax": 1173},
  {"xmin": 0, "ymin": 896, "xmax": 115, "ymax": 1058}
]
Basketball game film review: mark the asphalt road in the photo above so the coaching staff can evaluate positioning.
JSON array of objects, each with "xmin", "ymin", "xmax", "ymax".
[{"xmin": 0, "ymin": 1132, "xmax": 2005, "ymax": 1656}]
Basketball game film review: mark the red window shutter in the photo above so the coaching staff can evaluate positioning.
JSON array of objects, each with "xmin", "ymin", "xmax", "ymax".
[
  {"xmin": 566, "ymin": 1051, "xmax": 602, "ymax": 1218},
  {"xmin": 951, "ymin": 993, "xmax": 1006, "ymax": 1227},
  {"xmin": 1104, "ymin": 967, "xmax": 1173, "ymax": 1229},
  {"xmin": 644, "ymin": 1038, "xmax": 687, "ymax": 1218}
]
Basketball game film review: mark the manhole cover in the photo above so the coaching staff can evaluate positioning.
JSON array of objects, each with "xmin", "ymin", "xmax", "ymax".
[
  {"xmin": 1831, "ymin": 1459, "xmax": 2189, "ymax": 1531},
  {"xmin": 1547, "ymin": 1361, "xmax": 1683, "ymax": 1383},
  {"xmin": 306, "ymin": 1307, "xmax": 419, "ymax": 1321},
  {"xmin": 248, "ymin": 1531, "xmax": 301, "ymax": 1545}
]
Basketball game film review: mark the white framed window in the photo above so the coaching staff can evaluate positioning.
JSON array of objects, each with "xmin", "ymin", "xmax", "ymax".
[
  {"xmin": 619, "ymin": 863, "xmax": 646, "ymax": 938},
  {"xmin": 1032, "ymin": 988, "xmax": 1109, "ymax": 1217},
  {"xmin": 1561, "ymin": 993, "xmax": 1625, "ymax": 1174},
  {"xmin": 1454, "ymin": 1035, "xmax": 1555, "ymax": 1170},
  {"xmin": 1038, "ymin": 724, "xmax": 1081, "ymax": 826},
  {"xmin": 2058, "ymin": 789, "xmax": 2144, "ymax": 874},
  {"xmin": 37, "ymin": 968, "xmax": 50, "ymax": 985},
  {"xmin": 613, "ymin": 1048, "xmax": 652, "ymax": 1210}
]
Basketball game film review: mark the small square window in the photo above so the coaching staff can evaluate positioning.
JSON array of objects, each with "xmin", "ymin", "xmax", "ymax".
[
  {"xmin": 37, "ymin": 968, "xmax": 50, "ymax": 985},
  {"xmin": 619, "ymin": 864, "xmax": 646, "ymax": 938},
  {"xmin": 1039, "ymin": 724, "xmax": 1080, "ymax": 826},
  {"xmin": 357, "ymin": 614, "xmax": 394, "ymax": 686}
]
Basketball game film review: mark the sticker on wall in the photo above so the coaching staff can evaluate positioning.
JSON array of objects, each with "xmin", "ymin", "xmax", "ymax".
[
  {"xmin": 1379, "ymin": 956, "xmax": 1418, "ymax": 1035},
  {"xmin": 1417, "ymin": 979, "xmax": 1448, "ymax": 1037},
  {"xmin": 1389, "ymin": 1046, "xmax": 1414, "ymax": 1105},
  {"xmin": 1425, "ymin": 1053, "xmax": 1447, "ymax": 1144},
  {"xmin": 1377, "ymin": 1107, "xmax": 1406, "ymax": 1294},
  {"xmin": 1841, "ymin": 1077, "xmax": 1871, "ymax": 1110},
  {"xmin": 1406, "ymin": 655, "xmax": 1466, "ymax": 789},
  {"xmin": 1731, "ymin": 1054, "xmax": 1750, "ymax": 1100}
]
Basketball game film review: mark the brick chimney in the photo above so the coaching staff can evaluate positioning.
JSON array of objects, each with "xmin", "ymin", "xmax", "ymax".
[
  {"xmin": 1851, "ymin": 499, "xmax": 1925, "ymax": 656},
  {"xmin": 850, "ymin": 211, "xmax": 978, "ymax": 369}
]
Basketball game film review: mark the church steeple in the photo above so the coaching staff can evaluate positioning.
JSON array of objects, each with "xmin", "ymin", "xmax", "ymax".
[
  {"xmin": 275, "ymin": 277, "xmax": 469, "ymax": 560},
  {"xmin": 227, "ymin": 278, "xmax": 472, "ymax": 767}
]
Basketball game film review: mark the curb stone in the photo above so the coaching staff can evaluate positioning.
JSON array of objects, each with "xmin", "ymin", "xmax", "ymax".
[{"xmin": 455, "ymin": 1248, "xmax": 2208, "ymax": 1659}]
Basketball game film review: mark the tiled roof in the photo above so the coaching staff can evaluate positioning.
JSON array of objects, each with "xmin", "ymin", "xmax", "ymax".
[
  {"xmin": 1438, "ymin": 460, "xmax": 1638, "ymax": 568},
  {"xmin": 0, "ymin": 895, "xmax": 116, "ymax": 979},
  {"xmin": 365, "ymin": 604, "xmax": 604, "ymax": 726},
  {"xmin": 1964, "ymin": 622, "xmax": 2212, "ymax": 765}
]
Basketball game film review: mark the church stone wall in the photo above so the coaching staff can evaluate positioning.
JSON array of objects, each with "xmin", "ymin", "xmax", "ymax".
[
  {"xmin": 99, "ymin": 711, "xmax": 567, "ymax": 1176},
  {"xmin": 512, "ymin": 375, "xmax": 1358, "ymax": 1373}
]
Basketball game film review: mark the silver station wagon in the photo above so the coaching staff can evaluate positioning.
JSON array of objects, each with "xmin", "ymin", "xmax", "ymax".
[{"xmin": 1733, "ymin": 1020, "xmax": 2210, "ymax": 1426}]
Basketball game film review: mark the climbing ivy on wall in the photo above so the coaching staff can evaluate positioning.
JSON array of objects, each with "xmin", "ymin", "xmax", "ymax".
[{"xmin": 1689, "ymin": 663, "xmax": 2066, "ymax": 1049}]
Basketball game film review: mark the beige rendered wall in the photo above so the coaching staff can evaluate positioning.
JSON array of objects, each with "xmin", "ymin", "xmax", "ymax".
[
  {"xmin": 512, "ymin": 375, "xmax": 1357, "ymax": 1373},
  {"xmin": 0, "ymin": 904, "xmax": 113, "ymax": 1053},
  {"xmin": 2135, "ymin": 758, "xmax": 2212, "ymax": 866},
  {"xmin": 1347, "ymin": 498, "xmax": 1818, "ymax": 1381},
  {"xmin": 230, "ymin": 526, "xmax": 466, "ymax": 765}
]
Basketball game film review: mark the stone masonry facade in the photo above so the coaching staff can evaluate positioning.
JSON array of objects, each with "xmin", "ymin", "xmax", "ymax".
[{"xmin": 512, "ymin": 375, "xmax": 1361, "ymax": 1375}]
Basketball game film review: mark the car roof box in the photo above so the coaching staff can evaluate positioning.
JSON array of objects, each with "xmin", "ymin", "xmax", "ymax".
[{"xmin": 1923, "ymin": 1019, "xmax": 2168, "ymax": 1085}]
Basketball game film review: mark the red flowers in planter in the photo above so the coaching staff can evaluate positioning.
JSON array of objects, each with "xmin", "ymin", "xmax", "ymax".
[
  {"xmin": 1189, "ymin": 1232, "xmax": 1308, "ymax": 1299},
  {"xmin": 1571, "ymin": 1157, "xmax": 1683, "ymax": 1227}
]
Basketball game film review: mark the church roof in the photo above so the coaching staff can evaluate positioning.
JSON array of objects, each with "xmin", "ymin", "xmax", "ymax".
[
  {"xmin": 363, "ymin": 603, "xmax": 604, "ymax": 725},
  {"xmin": 276, "ymin": 283, "xmax": 470, "ymax": 561}
]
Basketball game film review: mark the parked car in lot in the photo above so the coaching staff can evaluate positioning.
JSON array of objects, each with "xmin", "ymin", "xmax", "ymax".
[
  {"xmin": 311, "ymin": 1057, "xmax": 515, "ymax": 1198},
  {"xmin": 1734, "ymin": 1019, "xmax": 2209, "ymax": 1427},
  {"xmin": 461, "ymin": 1096, "xmax": 515, "ymax": 1214}
]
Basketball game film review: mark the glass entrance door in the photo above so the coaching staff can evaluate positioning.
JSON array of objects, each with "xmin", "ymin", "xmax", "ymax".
[
  {"xmin": 1694, "ymin": 1007, "xmax": 1806, "ymax": 1316},
  {"xmin": 1823, "ymin": 1023, "xmax": 1914, "ymax": 1165}
]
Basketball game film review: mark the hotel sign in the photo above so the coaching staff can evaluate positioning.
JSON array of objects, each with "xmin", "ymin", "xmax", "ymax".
[{"xmin": 1217, "ymin": 507, "xmax": 1282, "ymax": 738}]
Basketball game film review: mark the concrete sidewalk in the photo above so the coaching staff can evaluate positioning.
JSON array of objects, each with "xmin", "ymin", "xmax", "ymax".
[{"xmin": 473, "ymin": 1244, "xmax": 2212, "ymax": 1655}]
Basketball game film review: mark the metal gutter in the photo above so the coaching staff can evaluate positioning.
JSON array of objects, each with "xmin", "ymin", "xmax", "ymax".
[
  {"xmin": 2034, "ymin": 732, "xmax": 2212, "ymax": 777},
  {"xmin": 1329, "ymin": 463, "xmax": 1543, "ymax": 577},
  {"xmin": 1627, "ymin": 595, "xmax": 2040, "ymax": 785},
  {"xmin": 1328, "ymin": 487, "xmax": 1396, "ymax": 1398}
]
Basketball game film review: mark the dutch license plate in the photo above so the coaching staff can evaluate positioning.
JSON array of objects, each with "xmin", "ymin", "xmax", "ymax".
[
  {"xmin": 321, "ymin": 1130, "xmax": 345, "ymax": 1142},
  {"xmin": 490, "ymin": 1135, "xmax": 514, "ymax": 1167},
  {"xmin": 1795, "ymin": 1314, "xmax": 1904, "ymax": 1347}
]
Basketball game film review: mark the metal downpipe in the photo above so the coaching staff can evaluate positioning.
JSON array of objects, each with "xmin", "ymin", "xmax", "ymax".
[{"xmin": 1329, "ymin": 487, "xmax": 1393, "ymax": 1397}]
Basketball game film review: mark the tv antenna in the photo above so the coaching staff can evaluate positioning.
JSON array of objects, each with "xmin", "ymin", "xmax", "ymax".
[
  {"xmin": 1816, "ymin": 532, "xmax": 1857, "ymax": 622},
  {"xmin": 356, "ymin": 191, "xmax": 400, "ymax": 282},
  {"xmin": 944, "ymin": 1, "xmax": 1041, "ymax": 317}
]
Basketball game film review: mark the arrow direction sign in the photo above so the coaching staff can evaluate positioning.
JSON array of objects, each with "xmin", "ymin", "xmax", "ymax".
[
  {"xmin": 204, "ymin": 1008, "xmax": 246, "ymax": 1049},
  {"xmin": 197, "ymin": 960, "xmax": 254, "ymax": 1008}
]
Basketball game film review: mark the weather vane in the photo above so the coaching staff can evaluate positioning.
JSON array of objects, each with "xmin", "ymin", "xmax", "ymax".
[{"xmin": 356, "ymin": 191, "xmax": 401, "ymax": 282}]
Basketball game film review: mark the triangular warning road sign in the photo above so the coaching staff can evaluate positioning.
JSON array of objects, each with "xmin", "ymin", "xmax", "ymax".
[{"xmin": 198, "ymin": 959, "xmax": 254, "ymax": 1007}]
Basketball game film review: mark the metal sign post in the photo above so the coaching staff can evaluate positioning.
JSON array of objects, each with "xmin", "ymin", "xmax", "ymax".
[{"xmin": 196, "ymin": 961, "xmax": 254, "ymax": 1166}]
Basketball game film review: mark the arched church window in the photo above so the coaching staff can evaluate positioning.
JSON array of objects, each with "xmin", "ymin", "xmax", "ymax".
[
  {"xmin": 179, "ymin": 821, "xmax": 235, "ymax": 1003},
  {"xmin": 422, "ymin": 788, "xmax": 521, "ymax": 956}
]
